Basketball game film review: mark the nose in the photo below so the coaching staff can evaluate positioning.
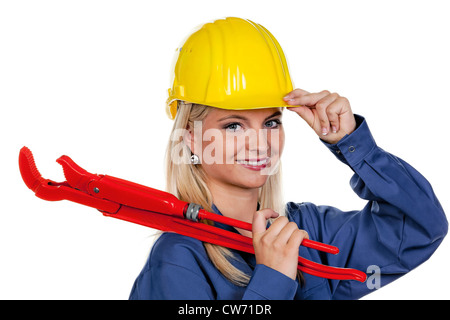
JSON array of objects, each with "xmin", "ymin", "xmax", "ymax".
[{"xmin": 247, "ymin": 129, "xmax": 269, "ymax": 156}]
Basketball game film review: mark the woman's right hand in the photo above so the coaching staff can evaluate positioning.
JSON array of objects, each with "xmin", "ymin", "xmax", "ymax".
[{"xmin": 252, "ymin": 209, "xmax": 308, "ymax": 280}]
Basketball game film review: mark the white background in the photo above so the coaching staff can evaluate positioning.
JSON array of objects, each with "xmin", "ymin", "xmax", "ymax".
[{"xmin": 1, "ymin": 0, "xmax": 449, "ymax": 300}]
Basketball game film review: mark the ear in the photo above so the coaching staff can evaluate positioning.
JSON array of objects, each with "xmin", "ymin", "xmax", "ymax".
[{"xmin": 183, "ymin": 125, "xmax": 196, "ymax": 155}]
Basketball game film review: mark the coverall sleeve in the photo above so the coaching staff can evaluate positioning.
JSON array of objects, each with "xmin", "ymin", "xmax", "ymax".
[{"xmin": 288, "ymin": 115, "xmax": 448, "ymax": 299}]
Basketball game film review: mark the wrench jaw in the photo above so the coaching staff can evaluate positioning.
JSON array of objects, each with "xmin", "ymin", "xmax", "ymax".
[
  {"xmin": 19, "ymin": 146, "xmax": 46, "ymax": 192},
  {"xmin": 56, "ymin": 155, "xmax": 100, "ymax": 191},
  {"xmin": 19, "ymin": 146, "xmax": 80, "ymax": 201},
  {"xmin": 18, "ymin": 147, "xmax": 120, "ymax": 212},
  {"xmin": 19, "ymin": 146, "xmax": 99, "ymax": 195}
]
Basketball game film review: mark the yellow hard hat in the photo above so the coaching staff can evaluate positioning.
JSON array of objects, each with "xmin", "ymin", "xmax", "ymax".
[{"xmin": 166, "ymin": 17, "xmax": 294, "ymax": 120}]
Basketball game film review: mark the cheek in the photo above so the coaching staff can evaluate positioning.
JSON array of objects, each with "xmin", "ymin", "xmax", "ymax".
[
  {"xmin": 225, "ymin": 134, "xmax": 245, "ymax": 160},
  {"xmin": 200, "ymin": 129, "xmax": 229, "ymax": 164},
  {"xmin": 268, "ymin": 129, "xmax": 285, "ymax": 156},
  {"xmin": 279, "ymin": 132, "xmax": 285, "ymax": 155},
  {"xmin": 201, "ymin": 139, "xmax": 224, "ymax": 164}
]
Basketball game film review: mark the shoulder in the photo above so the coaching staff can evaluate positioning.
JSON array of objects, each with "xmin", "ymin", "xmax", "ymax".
[
  {"xmin": 285, "ymin": 201, "xmax": 319, "ymax": 231},
  {"xmin": 130, "ymin": 232, "xmax": 217, "ymax": 300},
  {"xmin": 148, "ymin": 232, "xmax": 208, "ymax": 268},
  {"xmin": 285, "ymin": 201, "xmax": 318, "ymax": 221},
  {"xmin": 285, "ymin": 201, "xmax": 342, "ymax": 241}
]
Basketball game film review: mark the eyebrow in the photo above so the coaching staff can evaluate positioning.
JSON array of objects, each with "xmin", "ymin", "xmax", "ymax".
[{"xmin": 217, "ymin": 110, "xmax": 282, "ymax": 122}]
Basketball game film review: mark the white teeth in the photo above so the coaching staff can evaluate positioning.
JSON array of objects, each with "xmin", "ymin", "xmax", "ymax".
[{"xmin": 237, "ymin": 158, "xmax": 269, "ymax": 166}]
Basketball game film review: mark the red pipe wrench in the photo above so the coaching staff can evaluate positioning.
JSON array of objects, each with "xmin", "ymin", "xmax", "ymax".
[{"xmin": 18, "ymin": 146, "xmax": 366, "ymax": 282}]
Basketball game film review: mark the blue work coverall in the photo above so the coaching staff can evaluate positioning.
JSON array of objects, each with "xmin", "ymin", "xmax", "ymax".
[{"xmin": 129, "ymin": 115, "xmax": 447, "ymax": 300}]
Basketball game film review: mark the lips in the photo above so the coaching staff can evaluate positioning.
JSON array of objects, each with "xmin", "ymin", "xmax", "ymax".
[{"xmin": 236, "ymin": 157, "xmax": 270, "ymax": 170}]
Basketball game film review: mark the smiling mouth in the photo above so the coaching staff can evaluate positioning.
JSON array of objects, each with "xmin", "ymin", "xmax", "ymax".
[{"xmin": 236, "ymin": 157, "xmax": 271, "ymax": 170}]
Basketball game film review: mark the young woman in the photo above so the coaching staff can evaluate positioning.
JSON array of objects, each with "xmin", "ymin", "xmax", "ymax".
[{"xmin": 129, "ymin": 17, "xmax": 447, "ymax": 300}]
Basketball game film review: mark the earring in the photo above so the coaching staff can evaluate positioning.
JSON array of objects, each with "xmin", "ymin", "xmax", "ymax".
[{"xmin": 190, "ymin": 154, "xmax": 200, "ymax": 165}]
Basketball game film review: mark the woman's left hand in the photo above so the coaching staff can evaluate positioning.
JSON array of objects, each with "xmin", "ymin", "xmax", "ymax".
[{"xmin": 284, "ymin": 89, "xmax": 356, "ymax": 144}]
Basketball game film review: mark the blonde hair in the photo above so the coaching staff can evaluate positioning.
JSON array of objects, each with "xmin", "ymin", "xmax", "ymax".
[{"xmin": 165, "ymin": 101, "xmax": 285, "ymax": 286}]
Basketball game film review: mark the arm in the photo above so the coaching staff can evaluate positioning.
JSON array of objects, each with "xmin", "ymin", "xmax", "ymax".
[
  {"xmin": 284, "ymin": 89, "xmax": 447, "ymax": 299},
  {"xmin": 294, "ymin": 115, "xmax": 447, "ymax": 299}
]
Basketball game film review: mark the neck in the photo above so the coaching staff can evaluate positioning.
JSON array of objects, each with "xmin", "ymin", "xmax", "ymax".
[{"xmin": 207, "ymin": 181, "xmax": 259, "ymax": 237}]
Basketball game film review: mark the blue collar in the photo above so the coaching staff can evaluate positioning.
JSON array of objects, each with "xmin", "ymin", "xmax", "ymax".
[{"xmin": 210, "ymin": 203, "xmax": 241, "ymax": 234}]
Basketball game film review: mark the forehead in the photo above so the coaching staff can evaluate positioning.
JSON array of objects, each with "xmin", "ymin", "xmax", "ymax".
[{"xmin": 205, "ymin": 107, "xmax": 283, "ymax": 121}]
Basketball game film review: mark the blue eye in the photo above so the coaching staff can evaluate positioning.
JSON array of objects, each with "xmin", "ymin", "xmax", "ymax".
[
  {"xmin": 265, "ymin": 119, "xmax": 282, "ymax": 128},
  {"xmin": 224, "ymin": 122, "xmax": 242, "ymax": 132}
]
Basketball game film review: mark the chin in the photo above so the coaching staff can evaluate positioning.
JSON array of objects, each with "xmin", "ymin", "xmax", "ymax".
[
  {"xmin": 233, "ymin": 160, "xmax": 280, "ymax": 188},
  {"xmin": 235, "ymin": 172, "xmax": 270, "ymax": 189}
]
